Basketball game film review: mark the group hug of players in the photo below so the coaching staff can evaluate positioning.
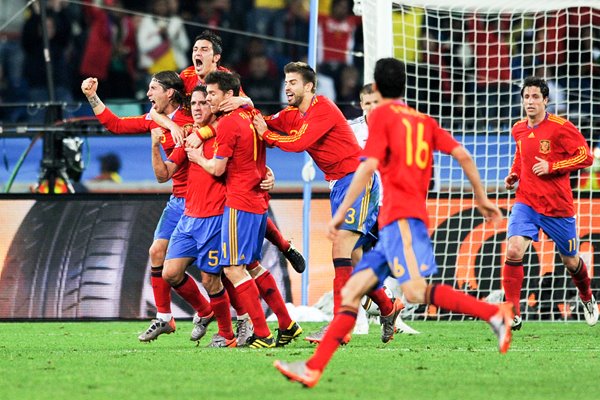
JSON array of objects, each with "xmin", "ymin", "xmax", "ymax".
[{"xmin": 82, "ymin": 29, "xmax": 598, "ymax": 386}]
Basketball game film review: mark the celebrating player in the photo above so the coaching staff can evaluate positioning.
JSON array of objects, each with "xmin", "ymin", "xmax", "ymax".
[
  {"xmin": 81, "ymin": 72, "xmax": 213, "ymax": 342},
  {"xmin": 502, "ymin": 76, "xmax": 598, "ymax": 330},
  {"xmin": 273, "ymin": 57, "xmax": 514, "ymax": 388},
  {"xmin": 253, "ymin": 62, "xmax": 398, "ymax": 344}
]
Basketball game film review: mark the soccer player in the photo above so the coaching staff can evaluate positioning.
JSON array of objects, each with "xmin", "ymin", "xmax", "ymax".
[
  {"xmin": 348, "ymin": 83, "xmax": 381, "ymax": 149},
  {"xmin": 253, "ymin": 62, "xmax": 399, "ymax": 344},
  {"xmin": 273, "ymin": 57, "xmax": 515, "ymax": 388},
  {"xmin": 155, "ymin": 29, "xmax": 306, "ymax": 275},
  {"xmin": 193, "ymin": 71, "xmax": 284, "ymax": 348},
  {"xmin": 148, "ymin": 86, "xmax": 236, "ymax": 347},
  {"xmin": 502, "ymin": 76, "xmax": 598, "ymax": 330},
  {"xmin": 81, "ymin": 72, "xmax": 213, "ymax": 342}
]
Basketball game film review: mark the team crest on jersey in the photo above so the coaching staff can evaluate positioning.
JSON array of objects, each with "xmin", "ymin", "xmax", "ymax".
[{"xmin": 539, "ymin": 140, "xmax": 551, "ymax": 154}]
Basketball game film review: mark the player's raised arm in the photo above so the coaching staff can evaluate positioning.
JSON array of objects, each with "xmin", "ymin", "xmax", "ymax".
[{"xmin": 81, "ymin": 77, "xmax": 106, "ymax": 115}]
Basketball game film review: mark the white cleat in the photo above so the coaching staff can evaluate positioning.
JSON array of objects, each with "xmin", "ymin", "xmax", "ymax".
[{"xmin": 581, "ymin": 295, "xmax": 599, "ymax": 327}]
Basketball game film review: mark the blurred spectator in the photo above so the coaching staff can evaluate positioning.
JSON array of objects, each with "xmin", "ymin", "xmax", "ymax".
[
  {"xmin": 533, "ymin": 64, "xmax": 567, "ymax": 116},
  {"xmin": 335, "ymin": 65, "xmax": 361, "ymax": 119},
  {"xmin": 91, "ymin": 152, "xmax": 122, "ymax": 183},
  {"xmin": 246, "ymin": 0, "xmax": 284, "ymax": 35},
  {"xmin": 317, "ymin": 0, "xmax": 360, "ymax": 81},
  {"xmin": 235, "ymin": 37, "xmax": 278, "ymax": 78},
  {"xmin": 243, "ymin": 54, "xmax": 281, "ymax": 115},
  {"xmin": 79, "ymin": 0, "xmax": 138, "ymax": 100},
  {"xmin": 184, "ymin": 0, "xmax": 239, "ymax": 66},
  {"xmin": 21, "ymin": 0, "xmax": 74, "ymax": 124},
  {"xmin": 0, "ymin": 0, "xmax": 27, "ymax": 122},
  {"xmin": 268, "ymin": 0, "xmax": 310, "ymax": 68},
  {"xmin": 467, "ymin": 14, "xmax": 516, "ymax": 129},
  {"xmin": 137, "ymin": 0, "xmax": 189, "ymax": 83},
  {"xmin": 511, "ymin": 30, "xmax": 539, "ymax": 81}
]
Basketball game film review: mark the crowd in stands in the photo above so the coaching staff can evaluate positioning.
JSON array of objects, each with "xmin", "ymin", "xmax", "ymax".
[{"xmin": 0, "ymin": 1, "xmax": 598, "ymax": 134}]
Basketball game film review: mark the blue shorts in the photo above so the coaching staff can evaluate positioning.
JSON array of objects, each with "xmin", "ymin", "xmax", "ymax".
[
  {"xmin": 166, "ymin": 214, "xmax": 222, "ymax": 274},
  {"xmin": 507, "ymin": 202, "xmax": 578, "ymax": 256},
  {"xmin": 154, "ymin": 195, "xmax": 185, "ymax": 240},
  {"xmin": 353, "ymin": 218, "xmax": 437, "ymax": 287},
  {"xmin": 330, "ymin": 172, "xmax": 380, "ymax": 248},
  {"xmin": 219, "ymin": 207, "xmax": 268, "ymax": 266}
]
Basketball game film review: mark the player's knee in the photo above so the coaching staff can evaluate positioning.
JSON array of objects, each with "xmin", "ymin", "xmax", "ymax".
[
  {"xmin": 402, "ymin": 284, "xmax": 426, "ymax": 304},
  {"xmin": 162, "ymin": 265, "xmax": 184, "ymax": 286},
  {"xmin": 202, "ymin": 275, "xmax": 222, "ymax": 294},
  {"xmin": 149, "ymin": 242, "xmax": 167, "ymax": 265},
  {"xmin": 341, "ymin": 285, "xmax": 362, "ymax": 305}
]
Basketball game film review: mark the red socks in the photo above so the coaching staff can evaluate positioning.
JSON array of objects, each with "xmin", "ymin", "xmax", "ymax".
[
  {"xmin": 502, "ymin": 259, "xmax": 524, "ymax": 315},
  {"xmin": 172, "ymin": 274, "xmax": 212, "ymax": 317},
  {"xmin": 150, "ymin": 266, "xmax": 171, "ymax": 313},
  {"xmin": 265, "ymin": 217, "xmax": 290, "ymax": 253},
  {"xmin": 235, "ymin": 279, "xmax": 271, "ymax": 337},
  {"xmin": 333, "ymin": 258, "xmax": 353, "ymax": 314},
  {"xmin": 254, "ymin": 270, "xmax": 293, "ymax": 329},
  {"xmin": 307, "ymin": 306, "xmax": 357, "ymax": 372},
  {"xmin": 222, "ymin": 274, "xmax": 247, "ymax": 316},
  {"xmin": 569, "ymin": 258, "xmax": 593, "ymax": 302},
  {"xmin": 429, "ymin": 284, "xmax": 498, "ymax": 321},
  {"xmin": 208, "ymin": 288, "xmax": 234, "ymax": 340},
  {"xmin": 367, "ymin": 287, "xmax": 393, "ymax": 316}
]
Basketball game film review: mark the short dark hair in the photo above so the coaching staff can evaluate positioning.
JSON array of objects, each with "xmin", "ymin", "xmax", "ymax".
[
  {"xmin": 152, "ymin": 70, "xmax": 184, "ymax": 104},
  {"xmin": 205, "ymin": 71, "xmax": 240, "ymax": 96},
  {"xmin": 195, "ymin": 30, "xmax": 223, "ymax": 55},
  {"xmin": 520, "ymin": 76, "xmax": 549, "ymax": 99},
  {"xmin": 359, "ymin": 83, "xmax": 376, "ymax": 99},
  {"xmin": 284, "ymin": 62, "xmax": 317, "ymax": 93},
  {"xmin": 373, "ymin": 58, "xmax": 406, "ymax": 99},
  {"xmin": 191, "ymin": 85, "xmax": 207, "ymax": 97}
]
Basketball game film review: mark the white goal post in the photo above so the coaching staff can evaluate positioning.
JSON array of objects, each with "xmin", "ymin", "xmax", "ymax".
[{"xmin": 356, "ymin": 0, "xmax": 600, "ymax": 322}]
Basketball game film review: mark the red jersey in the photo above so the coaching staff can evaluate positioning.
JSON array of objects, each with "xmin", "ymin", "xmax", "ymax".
[
  {"xmin": 510, "ymin": 113, "xmax": 592, "ymax": 217},
  {"xmin": 168, "ymin": 125, "xmax": 226, "ymax": 218},
  {"xmin": 215, "ymin": 107, "xmax": 268, "ymax": 214},
  {"xmin": 179, "ymin": 65, "xmax": 246, "ymax": 97},
  {"xmin": 317, "ymin": 14, "xmax": 360, "ymax": 65},
  {"xmin": 364, "ymin": 101, "xmax": 460, "ymax": 228},
  {"xmin": 96, "ymin": 106, "xmax": 192, "ymax": 197},
  {"xmin": 263, "ymin": 95, "xmax": 360, "ymax": 181}
]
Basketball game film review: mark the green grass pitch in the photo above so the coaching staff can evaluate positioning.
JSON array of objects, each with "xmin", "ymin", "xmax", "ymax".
[{"xmin": 1, "ymin": 321, "xmax": 598, "ymax": 400}]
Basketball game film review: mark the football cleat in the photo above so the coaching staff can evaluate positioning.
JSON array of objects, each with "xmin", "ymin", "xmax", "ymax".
[
  {"xmin": 246, "ymin": 333, "xmax": 276, "ymax": 349},
  {"xmin": 138, "ymin": 317, "xmax": 176, "ymax": 342},
  {"xmin": 276, "ymin": 321, "xmax": 303, "ymax": 347},
  {"xmin": 206, "ymin": 333, "xmax": 237, "ymax": 348},
  {"xmin": 489, "ymin": 302, "xmax": 514, "ymax": 354},
  {"xmin": 191, "ymin": 312, "xmax": 215, "ymax": 342},
  {"xmin": 511, "ymin": 314, "xmax": 523, "ymax": 331},
  {"xmin": 235, "ymin": 316, "xmax": 254, "ymax": 347},
  {"xmin": 380, "ymin": 298, "xmax": 404, "ymax": 343},
  {"xmin": 274, "ymin": 360, "xmax": 322, "ymax": 388},
  {"xmin": 283, "ymin": 243, "xmax": 306, "ymax": 273},
  {"xmin": 581, "ymin": 295, "xmax": 599, "ymax": 326},
  {"xmin": 304, "ymin": 324, "xmax": 351, "ymax": 345}
]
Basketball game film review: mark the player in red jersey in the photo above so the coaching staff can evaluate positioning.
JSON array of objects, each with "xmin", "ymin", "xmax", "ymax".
[
  {"xmin": 193, "ymin": 71, "xmax": 301, "ymax": 348},
  {"xmin": 502, "ymin": 76, "xmax": 598, "ymax": 330},
  {"xmin": 149, "ymin": 86, "xmax": 239, "ymax": 347},
  {"xmin": 253, "ymin": 62, "xmax": 398, "ymax": 344},
  {"xmin": 155, "ymin": 29, "xmax": 306, "ymax": 275},
  {"xmin": 273, "ymin": 58, "xmax": 515, "ymax": 388},
  {"xmin": 81, "ymin": 71, "xmax": 213, "ymax": 342}
]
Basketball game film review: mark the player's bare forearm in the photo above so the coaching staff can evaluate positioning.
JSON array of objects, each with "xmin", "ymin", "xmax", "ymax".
[
  {"xmin": 151, "ymin": 146, "xmax": 172, "ymax": 183},
  {"xmin": 150, "ymin": 109, "xmax": 184, "ymax": 145},
  {"xmin": 81, "ymin": 77, "xmax": 106, "ymax": 115}
]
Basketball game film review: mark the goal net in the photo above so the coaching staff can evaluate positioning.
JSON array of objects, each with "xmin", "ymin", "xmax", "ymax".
[{"xmin": 356, "ymin": 0, "xmax": 600, "ymax": 322}]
